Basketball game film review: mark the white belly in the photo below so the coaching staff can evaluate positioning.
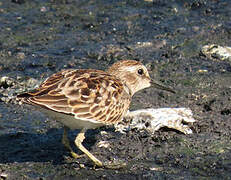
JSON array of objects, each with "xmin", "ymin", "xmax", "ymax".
[{"xmin": 40, "ymin": 108, "xmax": 105, "ymax": 130}]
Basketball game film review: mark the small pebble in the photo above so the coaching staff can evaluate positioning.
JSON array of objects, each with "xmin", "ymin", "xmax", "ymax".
[{"xmin": 16, "ymin": 52, "xmax": 26, "ymax": 59}]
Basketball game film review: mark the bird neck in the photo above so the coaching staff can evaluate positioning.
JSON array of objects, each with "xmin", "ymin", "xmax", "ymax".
[{"xmin": 123, "ymin": 82, "xmax": 133, "ymax": 97}]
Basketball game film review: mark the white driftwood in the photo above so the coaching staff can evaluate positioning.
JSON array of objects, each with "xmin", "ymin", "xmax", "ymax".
[{"xmin": 115, "ymin": 108, "xmax": 195, "ymax": 134}]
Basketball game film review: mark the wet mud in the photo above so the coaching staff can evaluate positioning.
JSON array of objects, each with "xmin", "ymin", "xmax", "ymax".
[{"xmin": 0, "ymin": 0, "xmax": 231, "ymax": 179}]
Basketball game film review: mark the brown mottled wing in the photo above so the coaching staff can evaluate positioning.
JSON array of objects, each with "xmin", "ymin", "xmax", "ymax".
[
  {"xmin": 17, "ymin": 69, "xmax": 77, "ymax": 114},
  {"xmin": 18, "ymin": 69, "xmax": 131, "ymax": 124}
]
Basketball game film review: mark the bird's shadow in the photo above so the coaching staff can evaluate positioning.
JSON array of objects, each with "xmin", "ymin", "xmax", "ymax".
[{"xmin": 0, "ymin": 128, "xmax": 100, "ymax": 165}]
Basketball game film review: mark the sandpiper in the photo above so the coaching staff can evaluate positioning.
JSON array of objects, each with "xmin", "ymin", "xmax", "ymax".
[{"xmin": 17, "ymin": 60, "xmax": 174, "ymax": 168}]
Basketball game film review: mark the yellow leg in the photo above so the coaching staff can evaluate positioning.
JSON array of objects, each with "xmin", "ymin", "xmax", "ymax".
[
  {"xmin": 62, "ymin": 126, "xmax": 81, "ymax": 159},
  {"xmin": 74, "ymin": 128, "xmax": 103, "ymax": 167}
]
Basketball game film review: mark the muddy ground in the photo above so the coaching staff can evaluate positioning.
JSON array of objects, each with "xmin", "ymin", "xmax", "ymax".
[{"xmin": 0, "ymin": 0, "xmax": 231, "ymax": 179}]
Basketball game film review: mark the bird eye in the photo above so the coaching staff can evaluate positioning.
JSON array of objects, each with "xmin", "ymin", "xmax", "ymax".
[{"xmin": 137, "ymin": 68, "xmax": 144, "ymax": 75}]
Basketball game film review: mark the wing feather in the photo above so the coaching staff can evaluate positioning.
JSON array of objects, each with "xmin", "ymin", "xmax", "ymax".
[{"xmin": 18, "ymin": 69, "xmax": 131, "ymax": 124}]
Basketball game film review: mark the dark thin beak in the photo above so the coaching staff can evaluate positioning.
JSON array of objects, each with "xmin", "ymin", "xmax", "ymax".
[{"xmin": 150, "ymin": 79, "xmax": 176, "ymax": 93}]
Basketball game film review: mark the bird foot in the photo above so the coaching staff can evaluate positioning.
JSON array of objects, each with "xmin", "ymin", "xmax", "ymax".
[{"xmin": 70, "ymin": 151, "xmax": 84, "ymax": 159}]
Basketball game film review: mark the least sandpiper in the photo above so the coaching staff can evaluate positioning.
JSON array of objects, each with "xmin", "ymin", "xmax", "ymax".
[{"xmin": 17, "ymin": 60, "xmax": 174, "ymax": 168}]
